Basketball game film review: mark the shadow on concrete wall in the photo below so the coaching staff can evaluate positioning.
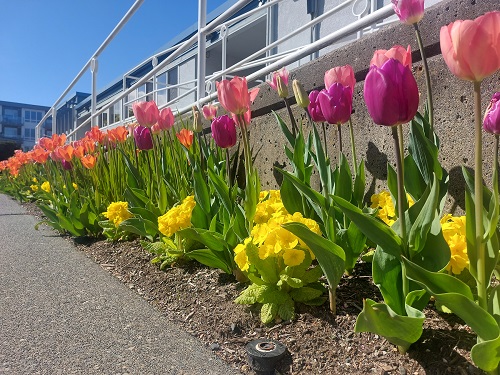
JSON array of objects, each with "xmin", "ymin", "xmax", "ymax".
[{"xmin": 364, "ymin": 141, "xmax": 388, "ymax": 201}]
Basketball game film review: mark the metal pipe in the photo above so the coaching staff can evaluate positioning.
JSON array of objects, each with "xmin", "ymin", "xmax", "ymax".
[
  {"xmin": 197, "ymin": 0, "xmax": 207, "ymax": 102},
  {"xmin": 91, "ymin": 58, "xmax": 98, "ymax": 127}
]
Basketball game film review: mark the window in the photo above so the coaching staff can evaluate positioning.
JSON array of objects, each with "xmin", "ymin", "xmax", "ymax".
[
  {"xmin": 4, "ymin": 127, "xmax": 18, "ymax": 137},
  {"xmin": 112, "ymin": 102, "xmax": 121, "ymax": 123},
  {"xmin": 167, "ymin": 67, "xmax": 178, "ymax": 101},
  {"xmin": 156, "ymin": 73, "xmax": 167, "ymax": 106},
  {"xmin": 24, "ymin": 128, "xmax": 35, "ymax": 139},
  {"xmin": 24, "ymin": 110, "xmax": 43, "ymax": 123}
]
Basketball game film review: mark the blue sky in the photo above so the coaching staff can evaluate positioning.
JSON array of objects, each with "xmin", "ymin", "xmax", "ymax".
[{"xmin": 0, "ymin": 0, "xmax": 229, "ymax": 107}]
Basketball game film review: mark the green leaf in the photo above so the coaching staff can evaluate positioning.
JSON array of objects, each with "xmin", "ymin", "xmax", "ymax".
[
  {"xmin": 404, "ymin": 155, "xmax": 427, "ymax": 200},
  {"xmin": 334, "ymin": 154, "xmax": 352, "ymax": 202},
  {"xmin": 409, "ymin": 118, "xmax": 442, "ymax": 183},
  {"xmin": 119, "ymin": 218, "xmax": 153, "ymax": 241},
  {"xmin": 261, "ymin": 302, "xmax": 278, "ymax": 324},
  {"xmin": 311, "ymin": 123, "xmax": 332, "ymax": 195},
  {"xmin": 355, "ymin": 299, "xmax": 425, "ymax": 352},
  {"xmin": 235, "ymin": 284, "xmax": 265, "ymax": 305},
  {"xmin": 332, "ymin": 195, "xmax": 403, "ymax": 258},
  {"xmin": 353, "ymin": 160, "xmax": 365, "ymax": 206},
  {"xmin": 290, "ymin": 286, "xmax": 324, "ymax": 303},
  {"xmin": 118, "ymin": 148, "xmax": 143, "ymax": 188},
  {"xmin": 193, "ymin": 163, "xmax": 210, "ymax": 216},
  {"xmin": 300, "ymin": 266, "xmax": 324, "ymax": 284},
  {"xmin": 471, "ymin": 335, "xmax": 500, "ymax": 372},
  {"xmin": 277, "ymin": 298, "xmax": 295, "ymax": 321},
  {"xmin": 282, "ymin": 222, "xmax": 345, "ymax": 292},
  {"xmin": 280, "ymin": 274, "xmax": 304, "ymax": 288},
  {"xmin": 178, "ymin": 227, "xmax": 227, "ymax": 252},
  {"xmin": 274, "ymin": 111, "xmax": 295, "ymax": 147},
  {"xmin": 489, "ymin": 285, "xmax": 500, "ymax": 320},
  {"xmin": 280, "ymin": 177, "xmax": 307, "ymax": 217},
  {"xmin": 186, "ymin": 249, "xmax": 232, "ymax": 274},
  {"xmin": 372, "ymin": 246, "xmax": 405, "ymax": 315},
  {"xmin": 208, "ymin": 168, "xmax": 233, "ymax": 214}
]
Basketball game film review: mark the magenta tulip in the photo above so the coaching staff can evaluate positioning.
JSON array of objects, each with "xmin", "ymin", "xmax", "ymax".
[
  {"xmin": 392, "ymin": 0, "xmax": 424, "ymax": 25},
  {"xmin": 307, "ymin": 90, "xmax": 326, "ymax": 123},
  {"xmin": 61, "ymin": 160, "xmax": 73, "ymax": 170},
  {"xmin": 133, "ymin": 125, "xmax": 153, "ymax": 150},
  {"xmin": 211, "ymin": 115, "xmax": 237, "ymax": 149},
  {"xmin": 483, "ymin": 92, "xmax": 500, "ymax": 134},
  {"xmin": 364, "ymin": 58, "xmax": 419, "ymax": 126},
  {"xmin": 132, "ymin": 101, "xmax": 159, "ymax": 128},
  {"xmin": 317, "ymin": 84, "xmax": 353, "ymax": 125}
]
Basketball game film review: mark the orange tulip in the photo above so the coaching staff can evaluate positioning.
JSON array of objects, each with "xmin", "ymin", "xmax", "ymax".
[
  {"xmin": 55, "ymin": 145, "xmax": 74, "ymax": 162},
  {"xmin": 440, "ymin": 11, "xmax": 500, "ymax": 82},
  {"xmin": 106, "ymin": 126, "xmax": 128, "ymax": 144},
  {"xmin": 80, "ymin": 154, "xmax": 97, "ymax": 169},
  {"xmin": 371, "ymin": 45, "xmax": 412, "ymax": 69},
  {"xmin": 31, "ymin": 147, "xmax": 50, "ymax": 164},
  {"xmin": 176, "ymin": 128, "xmax": 194, "ymax": 149},
  {"xmin": 85, "ymin": 126, "xmax": 105, "ymax": 144}
]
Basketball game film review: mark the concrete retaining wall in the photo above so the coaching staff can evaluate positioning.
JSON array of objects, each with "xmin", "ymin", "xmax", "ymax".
[{"xmin": 247, "ymin": 0, "xmax": 499, "ymax": 214}]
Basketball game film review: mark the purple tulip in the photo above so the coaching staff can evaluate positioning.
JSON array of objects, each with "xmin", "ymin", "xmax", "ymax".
[
  {"xmin": 61, "ymin": 160, "xmax": 72, "ymax": 170},
  {"xmin": 364, "ymin": 58, "xmax": 419, "ymax": 126},
  {"xmin": 133, "ymin": 125, "xmax": 153, "ymax": 150},
  {"xmin": 483, "ymin": 92, "xmax": 500, "ymax": 135},
  {"xmin": 211, "ymin": 115, "xmax": 237, "ymax": 149},
  {"xmin": 317, "ymin": 83, "xmax": 353, "ymax": 125},
  {"xmin": 307, "ymin": 90, "xmax": 326, "ymax": 123}
]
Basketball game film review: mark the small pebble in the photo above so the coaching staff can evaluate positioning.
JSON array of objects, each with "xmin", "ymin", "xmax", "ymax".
[{"xmin": 209, "ymin": 343, "xmax": 220, "ymax": 351}]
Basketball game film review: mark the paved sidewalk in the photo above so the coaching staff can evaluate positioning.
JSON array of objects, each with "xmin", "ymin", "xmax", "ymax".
[{"xmin": 0, "ymin": 194, "xmax": 239, "ymax": 375}]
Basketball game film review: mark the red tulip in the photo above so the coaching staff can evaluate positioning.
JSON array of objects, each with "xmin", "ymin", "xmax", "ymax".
[
  {"xmin": 133, "ymin": 125, "xmax": 153, "ymax": 150},
  {"xmin": 317, "ymin": 84, "xmax": 353, "ymax": 125},
  {"xmin": 440, "ymin": 11, "xmax": 500, "ymax": 82},
  {"xmin": 391, "ymin": 0, "xmax": 424, "ymax": 25},
  {"xmin": 308, "ymin": 90, "xmax": 326, "ymax": 123},
  {"xmin": 132, "ymin": 101, "xmax": 159, "ymax": 128},
  {"xmin": 483, "ymin": 92, "xmax": 500, "ymax": 135},
  {"xmin": 364, "ymin": 58, "xmax": 419, "ymax": 126},
  {"xmin": 211, "ymin": 115, "xmax": 237, "ymax": 149},
  {"xmin": 324, "ymin": 65, "xmax": 355, "ymax": 93},
  {"xmin": 371, "ymin": 45, "xmax": 412, "ymax": 69},
  {"xmin": 216, "ymin": 76, "xmax": 259, "ymax": 117},
  {"xmin": 202, "ymin": 104, "xmax": 218, "ymax": 121}
]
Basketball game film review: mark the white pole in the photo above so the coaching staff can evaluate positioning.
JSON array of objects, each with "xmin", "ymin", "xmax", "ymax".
[
  {"xmin": 197, "ymin": 0, "xmax": 207, "ymax": 102},
  {"xmin": 91, "ymin": 58, "xmax": 98, "ymax": 127}
]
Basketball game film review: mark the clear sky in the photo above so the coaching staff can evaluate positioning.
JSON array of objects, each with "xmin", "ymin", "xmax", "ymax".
[{"xmin": 0, "ymin": 0, "xmax": 230, "ymax": 107}]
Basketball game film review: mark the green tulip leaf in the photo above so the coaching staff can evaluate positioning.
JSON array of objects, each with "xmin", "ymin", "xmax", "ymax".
[
  {"xmin": 471, "ymin": 334, "xmax": 500, "ymax": 372},
  {"xmin": 372, "ymin": 247, "xmax": 405, "ymax": 315},
  {"xmin": 355, "ymin": 299, "xmax": 424, "ymax": 352},
  {"xmin": 186, "ymin": 248, "xmax": 232, "ymax": 274}
]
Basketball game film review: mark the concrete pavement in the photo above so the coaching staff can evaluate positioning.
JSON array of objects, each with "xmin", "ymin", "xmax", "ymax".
[{"xmin": 0, "ymin": 193, "xmax": 238, "ymax": 375}]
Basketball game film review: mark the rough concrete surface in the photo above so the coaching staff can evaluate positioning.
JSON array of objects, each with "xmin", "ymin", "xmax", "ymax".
[{"xmin": 0, "ymin": 194, "xmax": 238, "ymax": 375}]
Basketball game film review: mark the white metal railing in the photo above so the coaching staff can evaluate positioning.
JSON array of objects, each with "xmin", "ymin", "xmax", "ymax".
[{"xmin": 36, "ymin": 0, "xmax": 402, "ymax": 142}]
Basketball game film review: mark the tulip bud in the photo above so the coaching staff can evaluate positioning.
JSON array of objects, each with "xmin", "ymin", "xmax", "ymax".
[
  {"xmin": 202, "ymin": 104, "xmax": 218, "ymax": 121},
  {"xmin": 293, "ymin": 79, "xmax": 309, "ymax": 108},
  {"xmin": 391, "ymin": 0, "xmax": 424, "ymax": 25},
  {"xmin": 211, "ymin": 115, "xmax": 237, "ymax": 149},
  {"xmin": 192, "ymin": 106, "xmax": 202, "ymax": 132},
  {"xmin": 276, "ymin": 75, "xmax": 289, "ymax": 98},
  {"xmin": 483, "ymin": 92, "xmax": 500, "ymax": 134}
]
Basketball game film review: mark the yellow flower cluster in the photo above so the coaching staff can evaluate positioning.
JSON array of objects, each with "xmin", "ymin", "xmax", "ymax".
[
  {"xmin": 30, "ymin": 184, "xmax": 39, "ymax": 192},
  {"xmin": 158, "ymin": 195, "xmax": 196, "ymax": 237},
  {"xmin": 370, "ymin": 190, "xmax": 414, "ymax": 226},
  {"xmin": 441, "ymin": 214, "xmax": 468, "ymax": 274},
  {"xmin": 103, "ymin": 201, "xmax": 133, "ymax": 227},
  {"xmin": 41, "ymin": 181, "xmax": 51, "ymax": 193},
  {"xmin": 234, "ymin": 190, "xmax": 321, "ymax": 272}
]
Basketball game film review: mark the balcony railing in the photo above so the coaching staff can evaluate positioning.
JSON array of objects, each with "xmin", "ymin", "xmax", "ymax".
[
  {"xmin": 35, "ymin": 0, "xmax": 429, "ymax": 142},
  {"xmin": 0, "ymin": 115, "xmax": 23, "ymax": 127}
]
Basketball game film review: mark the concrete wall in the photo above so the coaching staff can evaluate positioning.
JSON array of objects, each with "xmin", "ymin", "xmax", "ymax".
[{"xmin": 247, "ymin": 0, "xmax": 499, "ymax": 215}]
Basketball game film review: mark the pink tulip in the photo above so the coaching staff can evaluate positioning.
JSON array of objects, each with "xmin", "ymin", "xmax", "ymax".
[
  {"xmin": 216, "ymin": 76, "xmax": 259, "ymax": 117},
  {"xmin": 392, "ymin": 0, "xmax": 424, "ymax": 25},
  {"xmin": 483, "ymin": 92, "xmax": 500, "ymax": 135},
  {"xmin": 268, "ymin": 67, "xmax": 290, "ymax": 98},
  {"xmin": 307, "ymin": 90, "xmax": 326, "ymax": 123},
  {"xmin": 157, "ymin": 107, "xmax": 175, "ymax": 131},
  {"xmin": 364, "ymin": 58, "xmax": 419, "ymax": 126},
  {"xmin": 211, "ymin": 115, "xmax": 237, "ymax": 149},
  {"xmin": 440, "ymin": 11, "xmax": 500, "ymax": 82},
  {"xmin": 133, "ymin": 125, "xmax": 154, "ymax": 150},
  {"xmin": 317, "ymin": 84, "xmax": 353, "ymax": 125},
  {"xmin": 202, "ymin": 104, "xmax": 218, "ymax": 121},
  {"xmin": 324, "ymin": 65, "xmax": 356, "ymax": 93},
  {"xmin": 132, "ymin": 101, "xmax": 159, "ymax": 128},
  {"xmin": 371, "ymin": 45, "xmax": 412, "ymax": 69}
]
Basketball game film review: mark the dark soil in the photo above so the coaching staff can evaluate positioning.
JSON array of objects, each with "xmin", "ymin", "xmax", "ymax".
[{"xmin": 24, "ymin": 202, "xmax": 483, "ymax": 375}]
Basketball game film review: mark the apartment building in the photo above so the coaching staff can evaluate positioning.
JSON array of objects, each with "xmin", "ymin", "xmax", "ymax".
[{"xmin": 0, "ymin": 101, "xmax": 52, "ymax": 151}]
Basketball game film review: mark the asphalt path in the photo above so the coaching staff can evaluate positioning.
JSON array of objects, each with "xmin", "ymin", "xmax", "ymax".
[{"xmin": 0, "ymin": 193, "xmax": 238, "ymax": 375}]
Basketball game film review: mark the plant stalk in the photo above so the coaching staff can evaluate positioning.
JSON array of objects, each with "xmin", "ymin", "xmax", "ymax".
[
  {"xmin": 397, "ymin": 124, "xmax": 405, "ymax": 178},
  {"xmin": 284, "ymin": 97, "xmax": 298, "ymax": 137},
  {"xmin": 473, "ymin": 81, "xmax": 487, "ymax": 310},
  {"xmin": 337, "ymin": 124, "xmax": 343, "ymax": 162},
  {"xmin": 322, "ymin": 122, "xmax": 328, "ymax": 158},
  {"xmin": 348, "ymin": 118, "xmax": 358, "ymax": 170},
  {"xmin": 414, "ymin": 24, "xmax": 434, "ymax": 133}
]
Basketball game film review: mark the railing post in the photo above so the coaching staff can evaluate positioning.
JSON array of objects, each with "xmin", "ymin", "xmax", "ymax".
[
  {"xmin": 197, "ymin": 0, "xmax": 207, "ymax": 102},
  {"xmin": 91, "ymin": 57, "xmax": 98, "ymax": 127},
  {"xmin": 221, "ymin": 25, "xmax": 228, "ymax": 80},
  {"xmin": 51, "ymin": 107, "xmax": 57, "ymax": 137}
]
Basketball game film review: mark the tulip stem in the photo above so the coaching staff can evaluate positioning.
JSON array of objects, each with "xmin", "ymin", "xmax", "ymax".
[
  {"xmin": 414, "ymin": 24, "xmax": 434, "ymax": 134},
  {"xmin": 473, "ymin": 81, "xmax": 487, "ymax": 311},
  {"xmin": 226, "ymin": 148, "xmax": 231, "ymax": 186},
  {"xmin": 348, "ymin": 118, "xmax": 358, "ymax": 171},
  {"xmin": 392, "ymin": 126, "xmax": 407, "ymax": 248},
  {"xmin": 397, "ymin": 124, "xmax": 405, "ymax": 178},
  {"xmin": 337, "ymin": 124, "xmax": 343, "ymax": 163},
  {"xmin": 321, "ymin": 122, "xmax": 328, "ymax": 158},
  {"xmin": 283, "ymin": 97, "xmax": 298, "ymax": 137}
]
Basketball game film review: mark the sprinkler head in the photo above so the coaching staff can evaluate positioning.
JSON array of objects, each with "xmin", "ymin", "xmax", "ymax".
[{"xmin": 246, "ymin": 338, "xmax": 286, "ymax": 375}]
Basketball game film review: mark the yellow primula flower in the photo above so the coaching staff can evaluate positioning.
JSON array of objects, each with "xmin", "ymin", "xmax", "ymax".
[
  {"xmin": 103, "ymin": 201, "xmax": 133, "ymax": 227},
  {"xmin": 283, "ymin": 248, "xmax": 306, "ymax": 267},
  {"xmin": 41, "ymin": 181, "xmax": 51, "ymax": 193},
  {"xmin": 234, "ymin": 238, "xmax": 252, "ymax": 271},
  {"xmin": 157, "ymin": 195, "xmax": 196, "ymax": 237},
  {"xmin": 371, "ymin": 190, "xmax": 414, "ymax": 226},
  {"xmin": 30, "ymin": 184, "xmax": 39, "ymax": 192},
  {"xmin": 72, "ymin": 183, "xmax": 78, "ymax": 190},
  {"xmin": 32, "ymin": 177, "xmax": 38, "ymax": 183},
  {"xmin": 441, "ymin": 214, "xmax": 468, "ymax": 274}
]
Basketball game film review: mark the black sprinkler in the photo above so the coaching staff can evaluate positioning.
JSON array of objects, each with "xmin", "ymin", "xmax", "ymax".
[{"xmin": 246, "ymin": 339, "xmax": 286, "ymax": 375}]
